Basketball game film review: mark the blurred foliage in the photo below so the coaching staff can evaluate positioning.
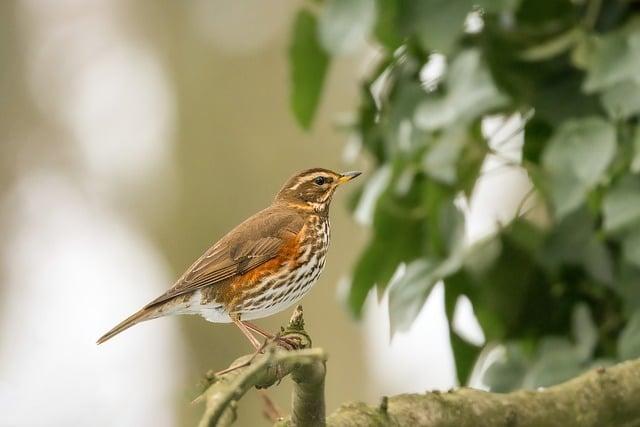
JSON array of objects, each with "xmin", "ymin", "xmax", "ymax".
[{"xmin": 289, "ymin": 0, "xmax": 640, "ymax": 391}]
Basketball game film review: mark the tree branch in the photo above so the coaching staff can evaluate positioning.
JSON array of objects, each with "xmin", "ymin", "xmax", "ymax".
[
  {"xmin": 198, "ymin": 306, "xmax": 640, "ymax": 427},
  {"xmin": 197, "ymin": 306, "xmax": 327, "ymax": 427},
  {"xmin": 325, "ymin": 359, "xmax": 640, "ymax": 427}
]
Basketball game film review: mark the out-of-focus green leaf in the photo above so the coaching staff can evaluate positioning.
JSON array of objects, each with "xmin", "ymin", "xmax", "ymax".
[
  {"xmin": 422, "ymin": 128, "xmax": 466, "ymax": 184},
  {"xmin": 399, "ymin": 0, "xmax": 473, "ymax": 54},
  {"xmin": 631, "ymin": 125, "xmax": 640, "ymax": 173},
  {"xmin": 615, "ymin": 264, "xmax": 640, "ymax": 316},
  {"xmin": 450, "ymin": 330, "xmax": 481, "ymax": 385},
  {"xmin": 349, "ymin": 171, "xmax": 426, "ymax": 316},
  {"xmin": 476, "ymin": 0, "xmax": 522, "ymax": 13},
  {"xmin": 319, "ymin": 0, "xmax": 376, "ymax": 55},
  {"xmin": 389, "ymin": 254, "xmax": 462, "ymax": 332},
  {"xmin": 584, "ymin": 28, "xmax": 640, "ymax": 93},
  {"xmin": 289, "ymin": 10, "xmax": 330, "ymax": 129},
  {"xmin": 582, "ymin": 238, "xmax": 614, "ymax": 285},
  {"xmin": 618, "ymin": 310, "xmax": 640, "ymax": 360},
  {"xmin": 622, "ymin": 229, "xmax": 640, "ymax": 269},
  {"xmin": 353, "ymin": 164, "xmax": 392, "ymax": 226},
  {"xmin": 603, "ymin": 175, "xmax": 640, "ymax": 233},
  {"xmin": 374, "ymin": 0, "xmax": 402, "ymax": 50},
  {"xmin": 601, "ymin": 80, "xmax": 640, "ymax": 120},
  {"xmin": 444, "ymin": 288, "xmax": 483, "ymax": 385},
  {"xmin": 520, "ymin": 28, "xmax": 582, "ymax": 62},
  {"xmin": 542, "ymin": 117, "xmax": 616, "ymax": 219},
  {"xmin": 388, "ymin": 260, "xmax": 437, "ymax": 332},
  {"xmin": 463, "ymin": 236, "xmax": 503, "ymax": 277},
  {"xmin": 540, "ymin": 209, "xmax": 613, "ymax": 284},
  {"xmin": 523, "ymin": 337, "xmax": 584, "ymax": 388},
  {"xmin": 415, "ymin": 50, "xmax": 509, "ymax": 131},
  {"xmin": 458, "ymin": 129, "xmax": 487, "ymax": 197},
  {"xmin": 483, "ymin": 344, "xmax": 528, "ymax": 392},
  {"xmin": 572, "ymin": 303, "xmax": 597, "ymax": 361}
]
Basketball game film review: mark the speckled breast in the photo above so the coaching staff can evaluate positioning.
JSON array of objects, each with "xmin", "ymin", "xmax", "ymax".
[{"xmin": 233, "ymin": 214, "xmax": 330, "ymax": 320}]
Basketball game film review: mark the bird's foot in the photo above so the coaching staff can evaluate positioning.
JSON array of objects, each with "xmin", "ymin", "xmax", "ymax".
[{"xmin": 272, "ymin": 332, "xmax": 303, "ymax": 351}]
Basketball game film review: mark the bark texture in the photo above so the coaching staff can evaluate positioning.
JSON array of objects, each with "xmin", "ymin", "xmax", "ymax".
[
  {"xmin": 326, "ymin": 360, "xmax": 640, "ymax": 426},
  {"xmin": 199, "ymin": 307, "xmax": 640, "ymax": 427}
]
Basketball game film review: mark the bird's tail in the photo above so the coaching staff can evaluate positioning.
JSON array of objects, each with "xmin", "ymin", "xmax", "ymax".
[{"xmin": 97, "ymin": 308, "xmax": 154, "ymax": 345}]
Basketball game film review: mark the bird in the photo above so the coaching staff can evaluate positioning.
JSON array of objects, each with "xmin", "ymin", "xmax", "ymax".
[{"xmin": 97, "ymin": 168, "xmax": 361, "ymax": 349}]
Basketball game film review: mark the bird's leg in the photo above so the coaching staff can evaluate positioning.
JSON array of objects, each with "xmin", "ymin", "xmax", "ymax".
[
  {"xmin": 243, "ymin": 321, "xmax": 274, "ymax": 339},
  {"xmin": 231, "ymin": 315, "xmax": 262, "ymax": 351},
  {"xmin": 243, "ymin": 321, "xmax": 302, "ymax": 350}
]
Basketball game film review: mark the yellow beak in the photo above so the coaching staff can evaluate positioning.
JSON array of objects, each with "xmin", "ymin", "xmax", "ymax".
[{"xmin": 338, "ymin": 171, "xmax": 362, "ymax": 184}]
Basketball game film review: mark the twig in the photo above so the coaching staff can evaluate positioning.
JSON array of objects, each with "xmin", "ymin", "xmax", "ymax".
[{"xmin": 197, "ymin": 306, "xmax": 328, "ymax": 427}]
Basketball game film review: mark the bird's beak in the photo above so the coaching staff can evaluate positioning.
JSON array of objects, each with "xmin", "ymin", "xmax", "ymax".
[{"xmin": 338, "ymin": 171, "xmax": 362, "ymax": 184}]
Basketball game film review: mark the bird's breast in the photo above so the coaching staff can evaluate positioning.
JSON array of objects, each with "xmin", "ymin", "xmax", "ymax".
[{"xmin": 229, "ymin": 215, "xmax": 330, "ymax": 318}]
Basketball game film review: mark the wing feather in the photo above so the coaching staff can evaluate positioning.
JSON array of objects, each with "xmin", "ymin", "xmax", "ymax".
[{"xmin": 144, "ymin": 208, "xmax": 304, "ymax": 308}]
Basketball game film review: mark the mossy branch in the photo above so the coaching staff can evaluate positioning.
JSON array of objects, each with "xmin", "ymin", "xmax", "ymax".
[
  {"xmin": 199, "ymin": 306, "xmax": 640, "ymax": 427},
  {"xmin": 324, "ymin": 360, "xmax": 640, "ymax": 427}
]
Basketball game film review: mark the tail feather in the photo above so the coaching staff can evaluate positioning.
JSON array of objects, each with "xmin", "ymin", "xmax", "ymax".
[{"xmin": 97, "ymin": 308, "xmax": 153, "ymax": 345}]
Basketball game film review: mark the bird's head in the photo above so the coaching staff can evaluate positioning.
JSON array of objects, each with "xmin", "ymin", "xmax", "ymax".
[{"xmin": 275, "ymin": 168, "xmax": 361, "ymax": 213}]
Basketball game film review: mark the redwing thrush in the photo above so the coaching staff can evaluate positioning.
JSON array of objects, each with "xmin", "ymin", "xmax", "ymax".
[{"xmin": 97, "ymin": 168, "xmax": 361, "ymax": 349}]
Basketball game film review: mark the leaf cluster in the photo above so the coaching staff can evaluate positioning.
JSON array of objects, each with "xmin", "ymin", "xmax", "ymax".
[{"xmin": 288, "ymin": 0, "xmax": 640, "ymax": 389}]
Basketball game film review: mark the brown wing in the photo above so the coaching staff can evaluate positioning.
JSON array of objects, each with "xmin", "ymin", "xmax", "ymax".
[{"xmin": 144, "ymin": 206, "xmax": 305, "ymax": 308}]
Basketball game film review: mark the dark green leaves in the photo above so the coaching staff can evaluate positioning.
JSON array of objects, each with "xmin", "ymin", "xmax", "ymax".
[
  {"xmin": 414, "ymin": 50, "xmax": 508, "ymax": 131},
  {"xmin": 289, "ymin": 10, "xmax": 330, "ymax": 129},
  {"xmin": 289, "ymin": 0, "xmax": 640, "ymax": 396}
]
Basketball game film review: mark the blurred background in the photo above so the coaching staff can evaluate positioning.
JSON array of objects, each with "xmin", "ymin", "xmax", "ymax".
[
  {"xmin": 0, "ymin": 1, "xmax": 483, "ymax": 426},
  {"xmin": 5, "ymin": 1, "xmax": 635, "ymax": 426}
]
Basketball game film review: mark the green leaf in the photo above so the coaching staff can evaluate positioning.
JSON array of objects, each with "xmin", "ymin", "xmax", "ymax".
[
  {"xmin": 319, "ymin": 0, "xmax": 376, "ymax": 55},
  {"xmin": 483, "ymin": 344, "xmax": 528, "ymax": 392},
  {"xmin": 373, "ymin": 0, "xmax": 402, "ymax": 50},
  {"xmin": 601, "ymin": 80, "xmax": 640, "ymax": 120},
  {"xmin": 632, "ymin": 126, "xmax": 640, "ymax": 174},
  {"xmin": 476, "ymin": 0, "xmax": 522, "ymax": 13},
  {"xmin": 348, "ymin": 173, "xmax": 426, "ymax": 316},
  {"xmin": 572, "ymin": 303, "xmax": 597, "ymax": 361},
  {"xmin": 444, "ymin": 287, "xmax": 482, "ymax": 385},
  {"xmin": 584, "ymin": 28, "xmax": 640, "ymax": 93},
  {"xmin": 289, "ymin": 10, "xmax": 330, "ymax": 129},
  {"xmin": 523, "ymin": 337, "xmax": 584, "ymax": 388},
  {"xmin": 622, "ymin": 229, "xmax": 640, "ymax": 269},
  {"xmin": 618, "ymin": 310, "xmax": 640, "ymax": 360},
  {"xmin": 399, "ymin": 0, "xmax": 473, "ymax": 54},
  {"xmin": 388, "ymin": 260, "xmax": 438, "ymax": 332},
  {"xmin": 520, "ymin": 28, "xmax": 582, "ymax": 62},
  {"xmin": 414, "ymin": 50, "xmax": 509, "ymax": 131},
  {"xmin": 540, "ymin": 208, "xmax": 613, "ymax": 284},
  {"xmin": 422, "ymin": 128, "xmax": 467, "ymax": 184},
  {"xmin": 449, "ymin": 331, "xmax": 481, "ymax": 385},
  {"xmin": 542, "ymin": 117, "xmax": 616, "ymax": 219},
  {"xmin": 615, "ymin": 264, "xmax": 640, "ymax": 316},
  {"xmin": 603, "ymin": 175, "xmax": 640, "ymax": 233},
  {"xmin": 463, "ymin": 236, "xmax": 503, "ymax": 277},
  {"xmin": 388, "ymin": 255, "xmax": 462, "ymax": 332}
]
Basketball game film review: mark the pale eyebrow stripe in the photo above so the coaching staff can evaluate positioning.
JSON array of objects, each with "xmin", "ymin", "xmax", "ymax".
[{"xmin": 288, "ymin": 174, "xmax": 318, "ymax": 190}]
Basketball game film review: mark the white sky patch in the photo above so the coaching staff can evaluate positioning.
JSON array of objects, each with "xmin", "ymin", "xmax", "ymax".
[
  {"xmin": 363, "ymin": 283, "xmax": 457, "ymax": 396},
  {"xmin": 0, "ymin": 171, "xmax": 184, "ymax": 427}
]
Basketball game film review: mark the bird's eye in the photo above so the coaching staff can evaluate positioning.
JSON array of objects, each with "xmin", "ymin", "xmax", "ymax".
[{"xmin": 314, "ymin": 176, "xmax": 326, "ymax": 186}]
